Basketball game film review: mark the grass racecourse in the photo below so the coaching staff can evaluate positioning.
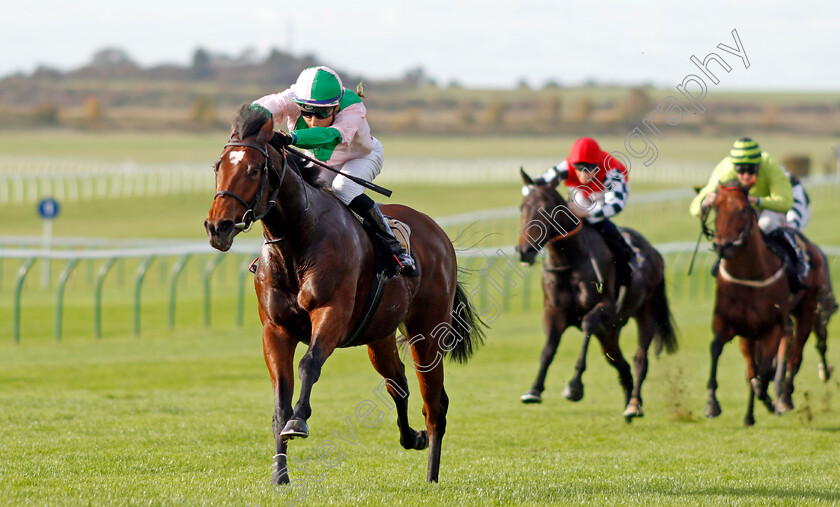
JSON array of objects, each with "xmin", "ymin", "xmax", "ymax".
[{"xmin": 1, "ymin": 131, "xmax": 840, "ymax": 505}]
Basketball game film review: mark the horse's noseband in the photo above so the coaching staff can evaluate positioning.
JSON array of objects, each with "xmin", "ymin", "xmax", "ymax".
[
  {"xmin": 214, "ymin": 141, "xmax": 285, "ymax": 232},
  {"xmin": 713, "ymin": 206, "xmax": 754, "ymax": 257}
]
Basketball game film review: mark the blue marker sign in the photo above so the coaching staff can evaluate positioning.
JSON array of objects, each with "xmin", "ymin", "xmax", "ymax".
[{"xmin": 38, "ymin": 198, "xmax": 60, "ymax": 219}]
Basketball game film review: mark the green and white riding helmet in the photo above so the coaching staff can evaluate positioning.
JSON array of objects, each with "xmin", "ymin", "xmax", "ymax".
[
  {"xmin": 292, "ymin": 66, "xmax": 344, "ymax": 111},
  {"xmin": 730, "ymin": 137, "xmax": 762, "ymax": 165}
]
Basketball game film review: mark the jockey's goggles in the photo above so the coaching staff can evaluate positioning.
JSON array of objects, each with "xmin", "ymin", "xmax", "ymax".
[
  {"xmin": 298, "ymin": 106, "xmax": 335, "ymax": 119},
  {"xmin": 734, "ymin": 163, "xmax": 758, "ymax": 175},
  {"xmin": 572, "ymin": 162, "xmax": 599, "ymax": 172}
]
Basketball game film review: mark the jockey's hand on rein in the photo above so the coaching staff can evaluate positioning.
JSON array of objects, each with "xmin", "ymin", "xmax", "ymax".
[{"xmin": 269, "ymin": 131, "xmax": 295, "ymax": 150}]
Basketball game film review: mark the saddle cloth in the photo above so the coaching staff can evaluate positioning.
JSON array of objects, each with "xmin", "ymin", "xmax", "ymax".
[{"xmin": 387, "ymin": 218, "xmax": 412, "ymax": 257}]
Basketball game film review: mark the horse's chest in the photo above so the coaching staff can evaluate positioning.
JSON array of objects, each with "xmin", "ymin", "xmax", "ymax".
[
  {"xmin": 716, "ymin": 289, "xmax": 787, "ymax": 332},
  {"xmin": 545, "ymin": 279, "xmax": 602, "ymax": 319}
]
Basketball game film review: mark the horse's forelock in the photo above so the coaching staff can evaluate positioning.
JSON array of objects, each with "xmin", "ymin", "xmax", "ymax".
[{"xmin": 233, "ymin": 103, "xmax": 272, "ymax": 141}]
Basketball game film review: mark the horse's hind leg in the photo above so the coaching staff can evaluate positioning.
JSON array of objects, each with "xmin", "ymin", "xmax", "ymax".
[
  {"xmin": 625, "ymin": 310, "xmax": 656, "ymax": 419},
  {"xmin": 595, "ymin": 329, "xmax": 634, "ymax": 418},
  {"xmin": 779, "ymin": 302, "xmax": 818, "ymax": 412},
  {"xmin": 367, "ymin": 336, "xmax": 428, "ymax": 451},
  {"xmin": 816, "ymin": 315, "xmax": 832, "ymax": 382},
  {"xmin": 402, "ymin": 319, "xmax": 451, "ymax": 483}
]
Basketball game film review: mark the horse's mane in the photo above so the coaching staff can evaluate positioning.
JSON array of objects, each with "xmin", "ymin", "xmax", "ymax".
[{"xmin": 233, "ymin": 103, "xmax": 271, "ymax": 140}]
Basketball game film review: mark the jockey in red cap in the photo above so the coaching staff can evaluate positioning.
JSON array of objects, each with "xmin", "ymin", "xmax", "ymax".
[{"xmin": 531, "ymin": 137, "xmax": 636, "ymax": 287}]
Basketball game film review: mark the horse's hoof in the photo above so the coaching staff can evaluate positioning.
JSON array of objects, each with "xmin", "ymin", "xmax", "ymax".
[
  {"xmin": 520, "ymin": 390, "xmax": 542, "ymax": 404},
  {"xmin": 280, "ymin": 419, "xmax": 309, "ymax": 439},
  {"xmin": 272, "ymin": 466, "xmax": 290, "ymax": 485},
  {"xmin": 623, "ymin": 399, "xmax": 644, "ymax": 419},
  {"xmin": 562, "ymin": 382, "xmax": 584, "ymax": 402},
  {"xmin": 414, "ymin": 430, "xmax": 429, "ymax": 450},
  {"xmin": 776, "ymin": 394, "xmax": 794, "ymax": 413},
  {"xmin": 819, "ymin": 363, "xmax": 833, "ymax": 382},
  {"xmin": 705, "ymin": 400, "xmax": 721, "ymax": 419},
  {"xmin": 744, "ymin": 416, "xmax": 755, "ymax": 427}
]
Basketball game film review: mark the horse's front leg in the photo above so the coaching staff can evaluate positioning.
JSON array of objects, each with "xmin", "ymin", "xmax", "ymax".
[
  {"xmin": 521, "ymin": 307, "xmax": 567, "ymax": 403},
  {"xmin": 263, "ymin": 323, "xmax": 298, "ymax": 485},
  {"xmin": 740, "ymin": 338, "xmax": 760, "ymax": 426},
  {"xmin": 282, "ymin": 305, "xmax": 349, "ymax": 439},
  {"xmin": 563, "ymin": 302, "xmax": 613, "ymax": 402},
  {"xmin": 705, "ymin": 319, "xmax": 735, "ymax": 419}
]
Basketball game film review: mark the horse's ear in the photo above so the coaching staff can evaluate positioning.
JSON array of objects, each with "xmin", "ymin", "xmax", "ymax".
[
  {"xmin": 259, "ymin": 114, "xmax": 274, "ymax": 141},
  {"xmin": 520, "ymin": 167, "xmax": 534, "ymax": 185}
]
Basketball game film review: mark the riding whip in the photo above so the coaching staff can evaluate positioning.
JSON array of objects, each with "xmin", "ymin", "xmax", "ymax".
[{"xmin": 286, "ymin": 146, "xmax": 393, "ymax": 198}]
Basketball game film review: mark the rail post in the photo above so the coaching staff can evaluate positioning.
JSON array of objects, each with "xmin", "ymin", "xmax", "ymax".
[
  {"xmin": 13, "ymin": 258, "xmax": 36, "ymax": 343},
  {"xmin": 203, "ymin": 255, "xmax": 225, "ymax": 328},
  {"xmin": 54, "ymin": 258, "xmax": 80, "ymax": 341},
  {"xmin": 168, "ymin": 254, "xmax": 192, "ymax": 330},
  {"xmin": 133, "ymin": 257, "xmax": 155, "ymax": 337},
  {"xmin": 94, "ymin": 258, "xmax": 118, "ymax": 339}
]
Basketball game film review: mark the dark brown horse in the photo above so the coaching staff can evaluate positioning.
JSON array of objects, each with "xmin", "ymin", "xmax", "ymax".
[
  {"xmin": 204, "ymin": 105, "xmax": 484, "ymax": 484},
  {"xmin": 516, "ymin": 169, "xmax": 677, "ymax": 420},
  {"xmin": 703, "ymin": 183, "xmax": 833, "ymax": 425}
]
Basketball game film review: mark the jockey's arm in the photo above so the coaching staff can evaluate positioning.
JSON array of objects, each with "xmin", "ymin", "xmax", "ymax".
[
  {"xmin": 756, "ymin": 157, "xmax": 794, "ymax": 213},
  {"xmin": 535, "ymin": 160, "xmax": 570, "ymax": 185},
  {"xmin": 589, "ymin": 170, "xmax": 628, "ymax": 219},
  {"xmin": 689, "ymin": 159, "xmax": 731, "ymax": 217},
  {"xmin": 290, "ymin": 102, "xmax": 366, "ymax": 150},
  {"xmin": 290, "ymin": 126, "xmax": 343, "ymax": 148}
]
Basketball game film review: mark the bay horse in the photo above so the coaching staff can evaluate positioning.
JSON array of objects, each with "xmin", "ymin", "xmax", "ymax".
[
  {"xmin": 703, "ymin": 182, "xmax": 832, "ymax": 426},
  {"xmin": 516, "ymin": 169, "xmax": 677, "ymax": 420},
  {"xmin": 204, "ymin": 105, "xmax": 485, "ymax": 484}
]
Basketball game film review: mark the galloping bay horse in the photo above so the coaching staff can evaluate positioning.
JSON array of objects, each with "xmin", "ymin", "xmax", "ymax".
[
  {"xmin": 204, "ymin": 105, "xmax": 485, "ymax": 484},
  {"xmin": 703, "ymin": 183, "xmax": 833, "ymax": 426},
  {"xmin": 516, "ymin": 169, "xmax": 677, "ymax": 420}
]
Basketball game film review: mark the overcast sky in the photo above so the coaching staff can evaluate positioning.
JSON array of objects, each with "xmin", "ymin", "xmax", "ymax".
[{"xmin": 2, "ymin": 0, "xmax": 838, "ymax": 90}]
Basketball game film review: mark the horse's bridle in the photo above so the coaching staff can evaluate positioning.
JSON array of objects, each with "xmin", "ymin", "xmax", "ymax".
[
  {"xmin": 711, "ymin": 195, "xmax": 756, "ymax": 258},
  {"xmin": 214, "ymin": 141, "xmax": 283, "ymax": 232}
]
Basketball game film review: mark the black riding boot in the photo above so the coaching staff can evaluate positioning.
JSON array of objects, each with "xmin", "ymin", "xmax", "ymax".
[
  {"xmin": 349, "ymin": 194, "xmax": 415, "ymax": 273},
  {"xmin": 592, "ymin": 219, "xmax": 637, "ymax": 287},
  {"xmin": 769, "ymin": 228, "xmax": 808, "ymax": 292}
]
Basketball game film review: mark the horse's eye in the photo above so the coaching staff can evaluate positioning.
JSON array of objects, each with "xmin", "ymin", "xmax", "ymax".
[{"xmin": 247, "ymin": 165, "xmax": 261, "ymax": 176}]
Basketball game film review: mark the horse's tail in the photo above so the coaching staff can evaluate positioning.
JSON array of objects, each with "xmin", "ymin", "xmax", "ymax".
[
  {"xmin": 650, "ymin": 277, "xmax": 679, "ymax": 355},
  {"xmin": 446, "ymin": 280, "xmax": 487, "ymax": 364}
]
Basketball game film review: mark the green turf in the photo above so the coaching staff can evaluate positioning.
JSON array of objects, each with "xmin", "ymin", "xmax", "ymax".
[
  {"xmin": 3, "ymin": 132, "xmax": 840, "ymax": 504},
  {"xmin": 1, "ymin": 298, "xmax": 838, "ymax": 505}
]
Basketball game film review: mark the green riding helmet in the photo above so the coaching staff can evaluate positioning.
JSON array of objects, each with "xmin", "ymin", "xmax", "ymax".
[
  {"xmin": 292, "ymin": 66, "xmax": 344, "ymax": 111},
  {"xmin": 730, "ymin": 137, "xmax": 762, "ymax": 164}
]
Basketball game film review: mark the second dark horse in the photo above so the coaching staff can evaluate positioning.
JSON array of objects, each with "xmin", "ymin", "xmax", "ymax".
[{"xmin": 516, "ymin": 169, "xmax": 678, "ymax": 420}]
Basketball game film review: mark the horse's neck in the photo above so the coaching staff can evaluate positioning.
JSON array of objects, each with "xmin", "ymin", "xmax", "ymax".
[
  {"xmin": 722, "ymin": 226, "xmax": 779, "ymax": 279},
  {"xmin": 261, "ymin": 162, "xmax": 317, "ymax": 244},
  {"xmin": 545, "ymin": 231, "xmax": 589, "ymax": 270}
]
